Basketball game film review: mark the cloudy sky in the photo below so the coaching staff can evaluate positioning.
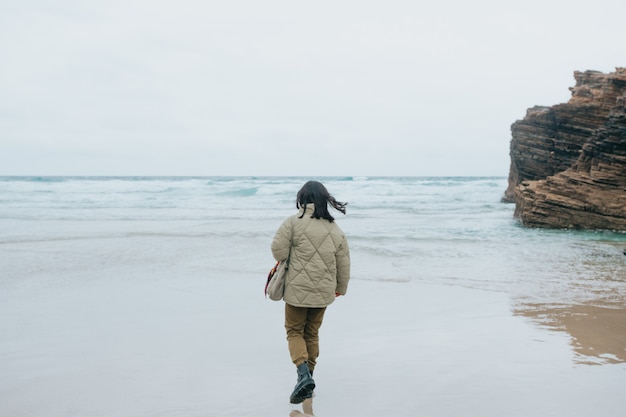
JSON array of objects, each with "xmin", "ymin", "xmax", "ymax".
[{"xmin": 1, "ymin": 0, "xmax": 624, "ymax": 176}]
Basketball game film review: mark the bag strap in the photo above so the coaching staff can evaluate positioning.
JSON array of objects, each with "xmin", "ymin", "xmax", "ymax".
[
  {"xmin": 264, "ymin": 261, "xmax": 280, "ymax": 296},
  {"xmin": 285, "ymin": 217, "xmax": 294, "ymax": 267}
]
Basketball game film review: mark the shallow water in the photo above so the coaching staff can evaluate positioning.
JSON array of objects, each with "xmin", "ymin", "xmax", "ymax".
[{"xmin": 0, "ymin": 176, "xmax": 625, "ymax": 416}]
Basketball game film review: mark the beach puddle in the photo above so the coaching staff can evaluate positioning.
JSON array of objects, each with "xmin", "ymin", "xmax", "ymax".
[{"xmin": 515, "ymin": 303, "xmax": 626, "ymax": 365}]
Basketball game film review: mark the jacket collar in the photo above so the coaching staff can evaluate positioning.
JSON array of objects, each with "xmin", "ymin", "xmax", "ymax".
[{"xmin": 299, "ymin": 203, "xmax": 315, "ymax": 215}]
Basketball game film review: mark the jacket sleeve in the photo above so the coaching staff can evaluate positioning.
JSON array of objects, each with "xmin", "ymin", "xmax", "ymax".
[
  {"xmin": 335, "ymin": 234, "xmax": 351, "ymax": 295},
  {"xmin": 271, "ymin": 217, "xmax": 292, "ymax": 262}
]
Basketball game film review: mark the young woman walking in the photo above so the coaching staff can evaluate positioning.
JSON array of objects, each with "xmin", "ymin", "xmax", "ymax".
[{"xmin": 271, "ymin": 180, "xmax": 351, "ymax": 404}]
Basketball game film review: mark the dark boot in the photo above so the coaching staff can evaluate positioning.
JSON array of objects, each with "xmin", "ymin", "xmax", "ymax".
[
  {"xmin": 289, "ymin": 362, "xmax": 315, "ymax": 404},
  {"xmin": 304, "ymin": 369, "xmax": 314, "ymax": 399}
]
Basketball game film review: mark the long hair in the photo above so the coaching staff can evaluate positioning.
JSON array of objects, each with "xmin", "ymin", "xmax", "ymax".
[{"xmin": 296, "ymin": 181, "xmax": 347, "ymax": 223}]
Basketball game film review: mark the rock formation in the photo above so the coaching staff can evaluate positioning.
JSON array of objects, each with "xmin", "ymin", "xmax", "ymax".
[{"xmin": 504, "ymin": 68, "xmax": 626, "ymax": 230}]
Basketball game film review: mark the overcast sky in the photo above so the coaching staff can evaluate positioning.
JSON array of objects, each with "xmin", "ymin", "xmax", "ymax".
[{"xmin": 1, "ymin": 0, "xmax": 624, "ymax": 176}]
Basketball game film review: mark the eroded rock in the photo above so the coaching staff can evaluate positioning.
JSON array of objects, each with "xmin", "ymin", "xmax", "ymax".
[{"xmin": 505, "ymin": 68, "xmax": 626, "ymax": 230}]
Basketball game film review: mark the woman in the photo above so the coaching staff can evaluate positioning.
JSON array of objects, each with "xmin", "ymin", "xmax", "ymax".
[{"xmin": 271, "ymin": 180, "xmax": 351, "ymax": 404}]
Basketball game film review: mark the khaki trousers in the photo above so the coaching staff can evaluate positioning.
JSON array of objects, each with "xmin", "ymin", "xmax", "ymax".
[{"xmin": 285, "ymin": 303, "xmax": 327, "ymax": 372}]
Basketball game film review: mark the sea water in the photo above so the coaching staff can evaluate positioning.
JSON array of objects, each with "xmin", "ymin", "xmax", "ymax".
[
  {"xmin": 1, "ymin": 176, "xmax": 625, "ymax": 417},
  {"xmin": 2, "ymin": 176, "xmax": 623, "ymax": 302}
]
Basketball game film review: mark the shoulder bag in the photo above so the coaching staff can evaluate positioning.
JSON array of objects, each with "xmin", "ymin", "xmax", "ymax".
[{"xmin": 265, "ymin": 222, "xmax": 293, "ymax": 301}]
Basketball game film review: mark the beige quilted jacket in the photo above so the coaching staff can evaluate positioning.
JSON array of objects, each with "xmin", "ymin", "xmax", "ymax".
[{"xmin": 271, "ymin": 204, "xmax": 350, "ymax": 308}]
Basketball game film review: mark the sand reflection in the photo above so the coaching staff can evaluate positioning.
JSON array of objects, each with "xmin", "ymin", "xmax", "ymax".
[
  {"xmin": 290, "ymin": 397, "xmax": 315, "ymax": 416},
  {"xmin": 515, "ymin": 303, "xmax": 626, "ymax": 365}
]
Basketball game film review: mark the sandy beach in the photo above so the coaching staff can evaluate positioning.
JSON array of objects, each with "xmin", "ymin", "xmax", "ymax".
[{"xmin": 1, "ymin": 232, "xmax": 624, "ymax": 417}]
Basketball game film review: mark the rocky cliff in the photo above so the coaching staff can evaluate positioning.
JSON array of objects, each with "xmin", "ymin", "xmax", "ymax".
[{"xmin": 504, "ymin": 68, "xmax": 626, "ymax": 230}]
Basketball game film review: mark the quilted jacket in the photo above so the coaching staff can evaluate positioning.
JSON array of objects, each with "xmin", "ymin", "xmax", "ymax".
[{"xmin": 271, "ymin": 204, "xmax": 350, "ymax": 308}]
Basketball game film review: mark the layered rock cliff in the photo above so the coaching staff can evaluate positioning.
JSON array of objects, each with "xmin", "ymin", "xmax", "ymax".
[{"xmin": 504, "ymin": 68, "xmax": 626, "ymax": 230}]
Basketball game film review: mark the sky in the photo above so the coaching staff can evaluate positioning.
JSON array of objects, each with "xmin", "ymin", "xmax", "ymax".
[{"xmin": 1, "ymin": 0, "xmax": 624, "ymax": 177}]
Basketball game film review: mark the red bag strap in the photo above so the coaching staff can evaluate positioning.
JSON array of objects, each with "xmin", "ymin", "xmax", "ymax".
[{"xmin": 264, "ymin": 261, "xmax": 280, "ymax": 296}]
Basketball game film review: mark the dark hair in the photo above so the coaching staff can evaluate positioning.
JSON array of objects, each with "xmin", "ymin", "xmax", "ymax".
[{"xmin": 296, "ymin": 181, "xmax": 347, "ymax": 223}]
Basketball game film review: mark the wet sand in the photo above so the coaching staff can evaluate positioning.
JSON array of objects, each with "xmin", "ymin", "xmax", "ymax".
[
  {"xmin": 2, "ymin": 272, "xmax": 625, "ymax": 417},
  {"xmin": 515, "ymin": 304, "xmax": 626, "ymax": 365},
  {"xmin": 1, "ymin": 230, "xmax": 625, "ymax": 417}
]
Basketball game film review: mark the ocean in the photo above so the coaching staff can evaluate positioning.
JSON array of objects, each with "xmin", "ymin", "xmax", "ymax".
[{"xmin": 1, "ymin": 176, "xmax": 625, "ymax": 417}]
